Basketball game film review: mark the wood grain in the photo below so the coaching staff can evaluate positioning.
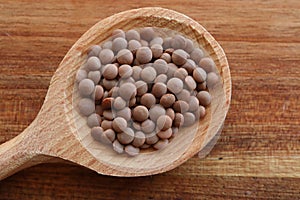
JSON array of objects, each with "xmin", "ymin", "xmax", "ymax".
[{"xmin": 0, "ymin": 0, "xmax": 300, "ymax": 199}]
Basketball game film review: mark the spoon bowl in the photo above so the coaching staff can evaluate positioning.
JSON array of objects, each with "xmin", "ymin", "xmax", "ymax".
[{"xmin": 0, "ymin": 7, "xmax": 231, "ymax": 180}]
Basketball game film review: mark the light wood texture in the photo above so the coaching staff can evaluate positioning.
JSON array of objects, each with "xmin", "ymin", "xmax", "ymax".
[
  {"xmin": 0, "ymin": 7, "xmax": 231, "ymax": 179},
  {"xmin": 1, "ymin": 0, "xmax": 300, "ymax": 199}
]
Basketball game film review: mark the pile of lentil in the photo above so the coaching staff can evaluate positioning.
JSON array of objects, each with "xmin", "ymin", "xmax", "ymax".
[{"xmin": 76, "ymin": 27, "xmax": 219, "ymax": 156}]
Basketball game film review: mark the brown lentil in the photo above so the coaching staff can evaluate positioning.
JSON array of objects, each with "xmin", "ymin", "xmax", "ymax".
[
  {"xmin": 176, "ymin": 89, "xmax": 190, "ymax": 102},
  {"xmin": 116, "ymin": 107, "xmax": 131, "ymax": 121},
  {"xmin": 166, "ymin": 63, "xmax": 178, "ymax": 77},
  {"xmin": 78, "ymin": 98, "xmax": 95, "ymax": 116},
  {"xmin": 132, "ymin": 122, "xmax": 142, "ymax": 131},
  {"xmin": 160, "ymin": 52, "xmax": 171, "ymax": 63},
  {"xmin": 172, "ymin": 49, "xmax": 188, "ymax": 66},
  {"xmin": 101, "ymin": 97, "xmax": 114, "ymax": 110},
  {"xmin": 184, "ymin": 39, "xmax": 194, "ymax": 54},
  {"xmin": 156, "ymin": 115, "xmax": 172, "ymax": 131},
  {"xmin": 79, "ymin": 79, "xmax": 95, "ymax": 96},
  {"xmin": 190, "ymin": 48, "xmax": 204, "ymax": 64},
  {"xmin": 117, "ymin": 49, "xmax": 133, "ymax": 65},
  {"xmin": 193, "ymin": 67, "xmax": 207, "ymax": 83},
  {"xmin": 112, "ymin": 117, "xmax": 127, "ymax": 132},
  {"xmin": 140, "ymin": 40, "xmax": 149, "ymax": 47},
  {"xmin": 206, "ymin": 72, "xmax": 219, "ymax": 89},
  {"xmin": 88, "ymin": 71, "xmax": 101, "ymax": 85},
  {"xmin": 125, "ymin": 30, "xmax": 140, "ymax": 41},
  {"xmin": 102, "ymin": 41, "xmax": 112, "ymax": 49},
  {"xmin": 88, "ymin": 45, "xmax": 102, "ymax": 57},
  {"xmin": 91, "ymin": 127, "xmax": 104, "ymax": 142},
  {"xmin": 87, "ymin": 113, "xmax": 101, "ymax": 128},
  {"xmin": 99, "ymin": 49, "xmax": 114, "ymax": 65},
  {"xmin": 152, "ymin": 82, "xmax": 167, "ymax": 98},
  {"xmin": 103, "ymin": 79, "xmax": 117, "ymax": 90},
  {"xmin": 171, "ymin": 35, "xmax": 186, "ymax": 50},
  {"xmin": 140, "ymin": 66, "xmax": 157, "ymax": 83},
  {"xmin": 108, "ymin": 86, "xmax": 119, "ymax": 97},
  {"xmin": 182, "ymin": 59, "xmax": 196, "ymax": 74},
  {"xmin": 76, "ymin": 69, "xmax": 87, "ymax": 83},
  {"xmin": 154, "ymin": 74, "xmax": 168, "ymax": 84},
  {"xmin": 102, "ymin": 64, "xmax": 118, "ymax": 80},
  {"xmin": 197, "ymin": 91, "xmax": 212, "ymax": 106},
  {"xmin": 167, "ymin": 78, "xmax": 183, "ymax": 94},
  {"xmin": 199, "ymin": 105, "xmax": 206, "ymax": 118},
  {"xmin": 145, "ymin": 132, "xmax": 159, "ymax": 145},
  {"xmin": 150, "ymin": 37, "xmax": 163, "ymax": 46},
  {"xmin": 141, "ymin": 119, "xmax": 156, "ymax": 133},
  {"xmin": 194, "ymin": 105, "xmax": 206, "ymax": 120},
  {"xmin": 172, "ymin": 127, "xmax": 179, "ymax": 137},
  {"xmin": 102, "ymin": 129, "xmax": 116, "ymax": 144},
  {"xmin": 162, "ymin": 37, "xmax": 172, "ymax": 49},
  {"xmin": 95, "ymin": 105, "xmax": 104, "ymax": 116},
  {"xmin": 173, "ymin": 100, "xmax": 189, "ymax": 113},
  {"xmin": 197, "ymin": 81, "xmax": 207, "ymax": 91},
  {"xmin": 183, "ymin": 112, "xmax": 196, "ymax": 126},
  {"xmin": 86, "ymin": 56, "xmax": 101, "ymax": 71},
  {"xmin": 135, "ymin": 80, "xmax": 148, "ymax": 96},
  {"xmin": 199, "ymin": 57, "xmax": 215, "ymax": 73},
  {"xmin": 166, "ymin": 108, "xmax": 175, "ymax": 120},
  {"xmin": 174, "ymin": 113, "xmax": 184, "ymax": 127},
  {"xmin": 140, "ymin": 93, "xmax": 156, "ymax": 109},
  {"xmin": 153, "ymin": 139, "xmax": 169, "ymax": 150},
  {"xmin": 185, "ymin": 76, "xmax": 197, "ymax": 90},
  {"xmin": 151, "ymin": 44, "xmax": 163, "ymax": 58},
  {"xmin": 128, "ymin": 40, "xmax": 141, "ymax": 54},
  {"xmin": 136, "ymin": 47, "xmax": 152, "ymax": 64},
  {"xmin": 111, "ymin": 29, "xmax": 125, "ymax": 40},
  {"xmin": 129, "ymin": 97, "xmax": 136, "ymax": 108},
  {"xmin": 188, "ymin": 96, "xmax": 200, "ymax": 112},
  {"xmin": 132, "ymin": 105, "xmax": 149, "ymax": 122},
  {"xmin": 132, "ymin": 66, "xmax": 142, "ymax": 81},
  {"xmin": 118, "ymin": 64, "xmax": 133, "ymax": 79},
  {"xmin": 119, "ymin": 82, "xmax": 136, "ymax": 100},
  {"xmin": 113, "ymin": 97, "xmax": 126, "ymax": 110},
  {"xmin": 113, "ymin": 140, "xmax": 124, "ymax": 154},
  {"xmin": 140, "ymin": 27, "xmax": 155, "ymax": 41},
  {"xmin": 157, "ymin": 128, "xmax": 172, "ymax": 139},
  {"xmin": 125, "ymin": 145, "xmax": 140, "ymax": 156},
  {"xmin": 117, "ymin": 128, "xmax": 134, "ymax": 144},
  {"xmin": 149, "ymin": 104, "xmax": 166, "ymax": 122},
  {"xmin": 153, "ymin": 59, "xmax": 168, "ymax": 74},
  {"xmin": 103, "ymin": 110, "xmax": 114, "ymax": 120},
  {"xmin": 174, "ymin": 68, "xmax": 188, "ymax": 81},
  {"xmin": 160, "ymin": 93, "xmax": 176, "ymax": 108},
  {"xmin": 119, "ymin": 77, "xmax": 135, "ymax": 85},
  {"xmin": 112, "ymin": 37, "xmax": 127, "ymax": 52},
  {"xmin": 132, "ymin": 131, "xmax": 146, "ymax": 148}
]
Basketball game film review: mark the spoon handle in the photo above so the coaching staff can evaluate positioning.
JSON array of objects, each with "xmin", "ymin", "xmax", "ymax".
[{"xmin": 0, "ymin": 123, "xmax": 49, "ymax": 180}]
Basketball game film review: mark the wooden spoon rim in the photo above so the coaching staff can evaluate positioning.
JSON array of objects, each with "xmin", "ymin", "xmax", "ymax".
[{"xmin": 44, "ymin": 7, "xmax": 232, "ymax": 176}]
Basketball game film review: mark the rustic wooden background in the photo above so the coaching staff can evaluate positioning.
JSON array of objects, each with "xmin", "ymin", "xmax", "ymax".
[{"xmin": 0, "ymin": 0, "xmax": 300, "ymax": 199}]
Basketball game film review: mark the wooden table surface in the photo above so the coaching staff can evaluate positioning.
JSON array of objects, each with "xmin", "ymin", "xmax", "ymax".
[{"xmin": 0, "ymin": 0, "xmax": 300, "ymax": 199}]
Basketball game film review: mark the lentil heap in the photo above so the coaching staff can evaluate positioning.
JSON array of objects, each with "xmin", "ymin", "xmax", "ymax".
[{"xmin": 76, "ymin": 27, "xmax": 219, "ymax": 156}]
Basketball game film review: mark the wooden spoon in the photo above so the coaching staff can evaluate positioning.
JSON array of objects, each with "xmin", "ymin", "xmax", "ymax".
[{"xmin": 0, "ymin": 7, "xmax": 231, "ymax": 180}]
